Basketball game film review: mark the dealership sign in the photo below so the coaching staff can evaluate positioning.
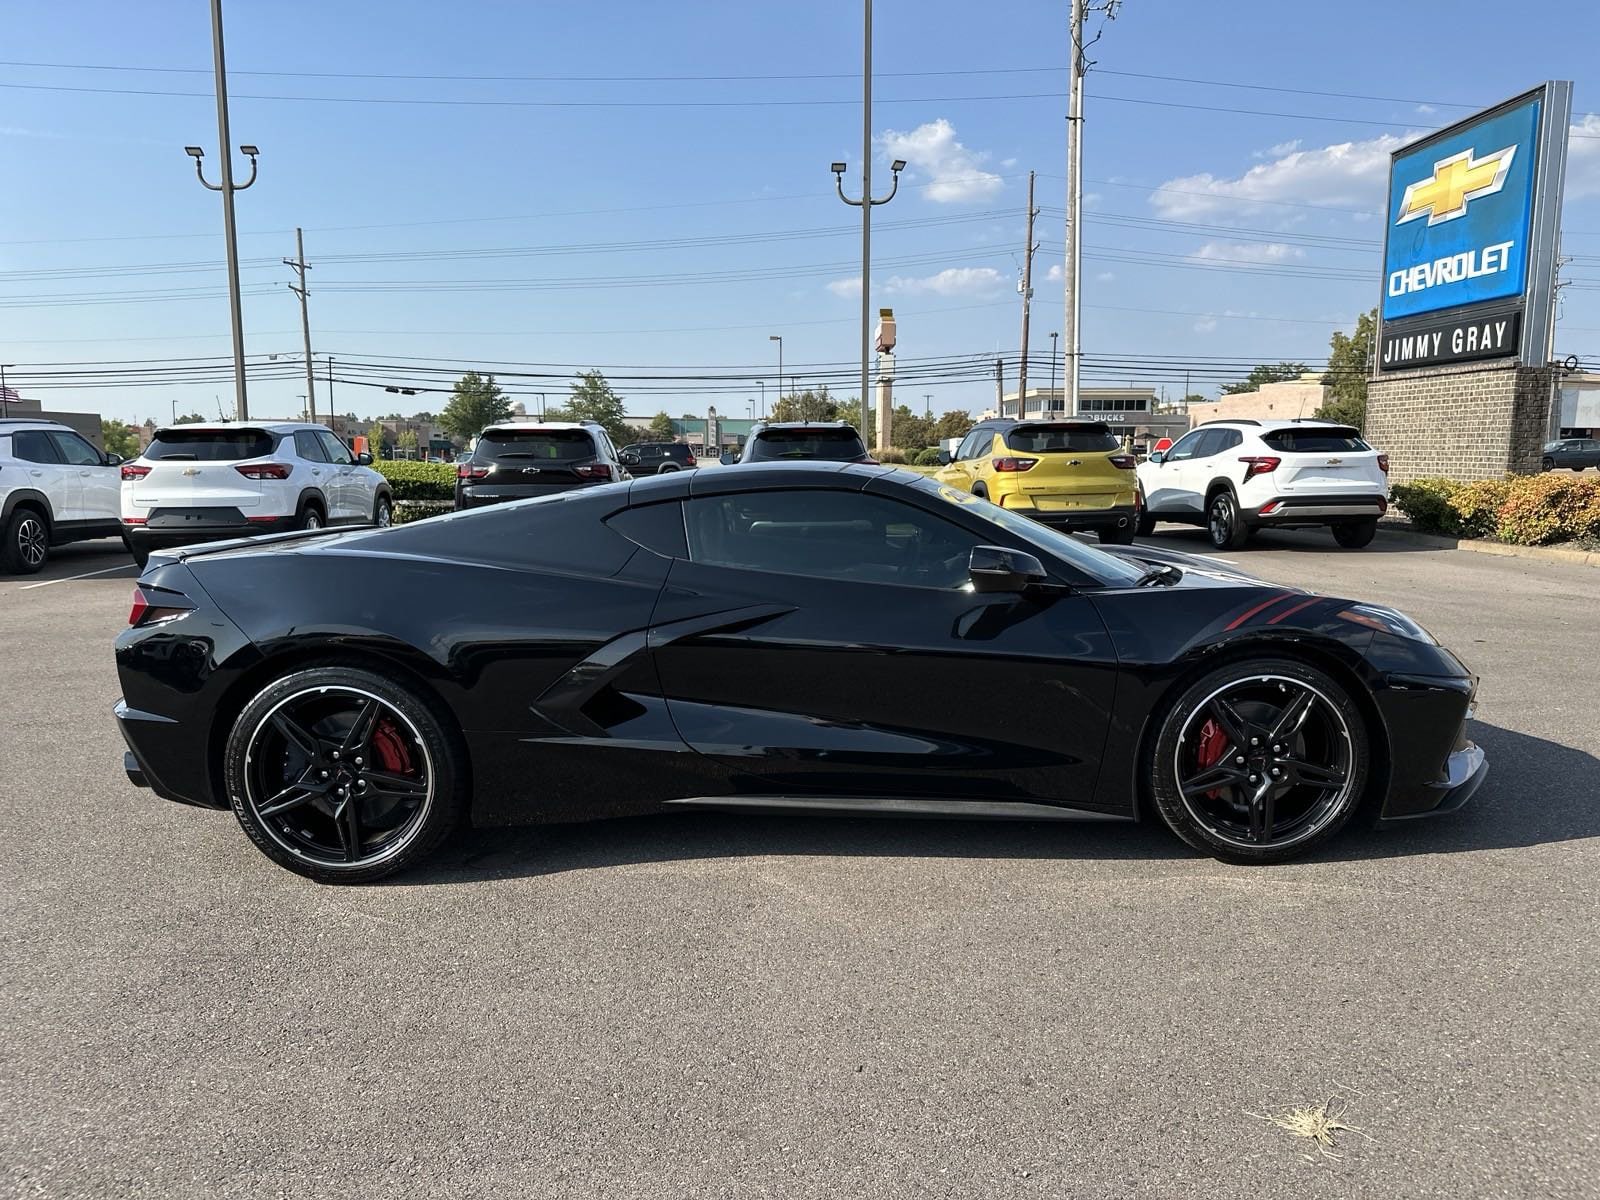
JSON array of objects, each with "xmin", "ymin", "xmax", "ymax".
[{"xmin": 1377, "ymin": 83, "xmax": 1571, "ymax": 372}]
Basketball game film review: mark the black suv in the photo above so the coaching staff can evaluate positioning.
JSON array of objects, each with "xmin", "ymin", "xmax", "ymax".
[
  {"xmin": 618, "ymin": 441, "xmax": 697, "ymax": 476},
  {"xmin": 736, "ymin": 421, "xmax": 873, "ymax": 464},
  {"xmin": 1541, "ymin": 438, "xmax": 1600, "ymax": 471},
  {"xmin": 455, "ymin": 422, "xmax": 628, "ymax": 511}
]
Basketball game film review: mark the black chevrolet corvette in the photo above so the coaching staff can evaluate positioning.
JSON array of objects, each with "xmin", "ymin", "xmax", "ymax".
[{"xmin": 114, "ymin": 463, "xmax": 1486, "ymax": 883}]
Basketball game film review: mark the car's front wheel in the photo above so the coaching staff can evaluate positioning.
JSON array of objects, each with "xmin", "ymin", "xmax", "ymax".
[
  {"xmin": 373, "ymin": 494, "xmax": 393, "ymax": 527},
  {"xmin": 1148, "ymin": 658, "xmax": 1369, "ymax": 864},
  {"xmin": 1, "ymin": 508, "xmax": 50, "ymax": 574},
  {"xmin": 224, "ymin": 665, "xmax": 467, "ymax": 883},
  {"xmin": 1542, "ymin": 456, "xmax": 1555, "ymax": 471}
]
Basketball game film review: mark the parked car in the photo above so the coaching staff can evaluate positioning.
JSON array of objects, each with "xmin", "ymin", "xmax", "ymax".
[
  {"xmin": 618, "ymin": 441, "xmax": 697, "ymax": 476},
  {"xmin": 115, "ymin": 462, "xmax": 1485, "ymax": 883},
  {"xmin": 1541, "ymin": 438, "xmax": 1600, "ymax": 471},
  {"xmin": 1136, "ymin": 419, "xmax": 1389, "ymax": 550},
  {"xmin": 0, "ymin": 418, "xmax": 127, "ymax": 573},
  {"xmin": 454, "ymin": 421, "xmax": 630, "ymax": 511},
  {"xmin": 932, "ymin": 418, "xmax": 1138, "ymax": 543},
  {"xmin": 736, "ymin": 421, "xmax": 873, "ymax": 463},
  {"xmin": 120, "ymin": 422, "xmax": 392, "ymax": 567}
]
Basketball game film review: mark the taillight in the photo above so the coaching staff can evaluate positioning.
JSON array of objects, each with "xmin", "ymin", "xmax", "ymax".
[
  {"xmin": 233, "ymin": 463, "xmax": 291, "ymax": 480},
  {"xmin": 574, "ymin": 463, "xmax": 613, "ymax": 481},
  {"xmin": 457, "ymin": 464, "xmax": 490, "ymax": 479},
  {"xmin": 857, "ymin": 455, "xmax": 879, "ymax": 465},
  {"xmin": 992, "ymin": 457, "xmax": 1038, "ymax": 472},
  {"xmin": 1107, "ymin": 454, "xmax": 1137, "ymax": 470},
  {"xmin": 1238, "ymin": 456, "xmax": 1281, "ymax": 482},
  {"xmin": 1377, "ymin": 453, "xmax": 1390, "ymax": 474},
  {"xmin": 128, "ymin": 585, "xmax": 192, "ymax": 626},
  {"xmin": 685, "ymin": 454, "xmax": 697, "ymax": 467},
  {"xmin": 121, "ymin": 463, "xmax": 151, "ymax": 481}
]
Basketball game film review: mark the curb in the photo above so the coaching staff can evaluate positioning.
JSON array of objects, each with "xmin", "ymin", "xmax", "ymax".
[{"xmin": 1378, "ymin": 526, "xmax": 1600, "ymax": 568}]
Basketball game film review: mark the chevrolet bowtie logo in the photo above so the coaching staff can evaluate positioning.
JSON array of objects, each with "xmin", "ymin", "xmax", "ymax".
[{"xmin": 1397, "ymin": 144, "xmax": 1516, "ymax": 226}]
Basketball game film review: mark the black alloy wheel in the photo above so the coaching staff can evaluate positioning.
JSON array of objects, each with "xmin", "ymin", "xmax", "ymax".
[
  {"xmin": 1207, "ymin": 491, "xmax": 1249, "ymax": 550},
  {"xmin": 225, "ymin": 666, "xmax": 465, "ymax": 882},
  {"xmin": 1149, "ymin": 659, "xmax": 1369, "ymax": 863},
  {"xmin": 2, "ymin": 509, "xmax": 49, "ymax": 574},
  {"xmin": 1541, "ymin": 457, "xmax": 1554, "ymax": 471}
]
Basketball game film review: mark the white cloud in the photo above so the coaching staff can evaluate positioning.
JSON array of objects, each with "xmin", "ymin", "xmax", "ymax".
[
  {"xmin": 1150, "ymin": 134, "xmax": 1409, "ymax": 220},
  {"xmin": 1253, "ymin": 139, "xmax": 1302, "ymax": 160},
  {"xmin": 1195, "ymin": 241, "xmax": 1305, "ymax": 263},
  {"xmin": 1416, "ymin": 104, "xmax": 1437, "ymax": 115},
  {"xmin": 1045, "ymin": 264, "xmax": 1064, "ymax": 282},
  {"xmin": 1000, "ymin": 157, "xmax": 1018, "ymax": 169},
  {"xmin": 1566, "ymin": 113, "xmax": 1600, "ymax": 200},
  {"xmin": 827, "ymin": 266, "xmax": 1007, "ymax": 298},
  {"xmin": 876, "ymin": 119, "xmax": 1003, "ymax": 203},
  {"xmin": 1095, "ymin": 270, "xmax": 1116, "ymax": 282},
  {"xmin": 1193, "ymin": 318, "xmax": 1218, "ymax": 334}
]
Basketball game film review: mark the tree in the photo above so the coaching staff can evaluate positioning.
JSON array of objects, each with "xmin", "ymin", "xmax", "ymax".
[
  {"xmin": 932, "ymin": 410, "xmax": 975, "ymax": 443},
  {"xmin": 1221, "ymin": 362, "xmax": 1311, "ymax": 395},
  {"xmin": 890, "ymin": 405, "xmax": 934, "ymax": 451},
  {"xmin": 396, "ymin": 429, "xmax": 420, "ymax": 457},
  {"xmin": 769, "ymin": 387, "xmax": 840, "ymax": 424},
  {"xmin": 172, "ymin": 412, "xmax": 208, "ymax": 425},
  {"xmin": 1183, "ymin": 392, "xmax": 1212, "ymax": 406},
  {"xmin": 1317, "ymin": 308, "xmax": 1376, "ymax": 430},
  {"xmin": 101, "ymin": 418, "xmax": 139, "ymax": 459},
  {"xmin": 557, "ymin": 370, "xmax": 632, "ymax": 445},
  {"xmin": 647, "ymin": 411, "xmax": 676, "ymax": 441},
  {"xmin": 438, "ymin": 371, "xmax": 512, "ymax": 440}
]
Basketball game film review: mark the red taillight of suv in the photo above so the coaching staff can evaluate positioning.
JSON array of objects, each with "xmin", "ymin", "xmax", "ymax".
[
  {"xmin": 1238, "ymin": 456, "xmax": 1281, "ymax": 482},
  {"xmin": 1107, "ymin": 454, "xmax": 1137, "ymax": 471},
  {"xmin": 120, "ymin": 463, "xmax": 151, "ymax": 481},
  {"xmin": 233, "ymin": 463, "xmax": 291, "ymax": 480},
  {"xmin": 127, "ymin": 585, "xmax": 193, "ymax": 627},
  {"xmin": 457, "ymin": 464, "xmax": 490, "ymax": 480},
  {"xmin": 684, "ymin": 454, "xmax": 697, "ymax": 467},
  {"xmin": 574, "ymin": 463, "xmax": 613, "ymax": 481},
  {"xmin": 1377, "ymin": 453, "xmax": 1390, "ymax": 474},
  {"xmin": 991, "ymin": 457, "xmax": 1038, "ymax": 472}
]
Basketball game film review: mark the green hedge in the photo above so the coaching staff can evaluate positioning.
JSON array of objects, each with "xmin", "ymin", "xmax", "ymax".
[
  {"xmin": 374, "ymin": 460, "xmax": 456, "ymax": 502},
  {"xmin": 913, "ymin": 447, "xmax": 943, "ymax": 466},
  {"xmin": 393, "ymin": 499, "xmax": 454, "ymax": 525},
  {"xmin": 1391, "ymin": 474, "xmax": 1600, "ymax": 546}
]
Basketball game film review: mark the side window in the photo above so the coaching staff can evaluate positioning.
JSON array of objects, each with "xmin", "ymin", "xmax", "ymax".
[
  {"xmin": 316, "ymin": 431, "xmax": 352, "ymax": 465},
  {"xmin": 1165, "ymin": 430, "xmax": 1207, "ymax": 462},
  {"xmin": 957, "ymin": 430, "xmax": 993, "ymax": 461},
  {"xmin": 48, "ymin": 431, "xmax": 104, "ymax": 466},
  {"xmin": 294, "ymin": 431, "xmax": 328, "ymax": 462},
  {"xmin": 684, "ymin": 489, "xmax": 980, "ymax": 590},
  {"xmin": 1212, "ymin": 428, "xmax": 1243, "ymax": 454},
  {"xmin": 11, "ymin": 431, "xmax": 62, "ymax": 464}
]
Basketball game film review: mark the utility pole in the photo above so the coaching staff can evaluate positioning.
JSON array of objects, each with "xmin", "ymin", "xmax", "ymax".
[
  {"xmin": 1049, "ymin": 332, "xmax": 1060, "ymax": 411},
  {"xmin": 185, "ymin": 0, "xmax": 258, "ymax": 420},
  {"xmin": 284, "ymin": 228, "xmax": 317, "ymax": 425},
  {"xmin": 995, "ymin": 357, "xmax": 1004, "ymax": 416},
  {"xmin": 831, "ymin": 0, "xmax": 906, "ymax": 441},
  {"xmin": 923, "ymin": 393, "xmax": 933, "ymax": 418},
  {"xmin": 0, "ymin": 364, "xmax": 12, "ymax": 419},
  {"xmin": 327, "ymin": 356, "xmax": 335, "ymax": 417},
  {"xmin": 1017, "ymin": 170, "xmax": 1039, "ymax": 420},
  {"xmin": 1064, "ymin": 0, "xmax": 1085, "ymax": 418}
]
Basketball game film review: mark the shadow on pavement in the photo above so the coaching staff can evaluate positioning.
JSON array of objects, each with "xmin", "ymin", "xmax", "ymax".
[
  {"xmin": 1141, "ymin": 526, "xmax": 1451, "ymax": 556},
  {"xmin": 392, "ymin": 721, "xmax": 1598, "ymax": 885}
]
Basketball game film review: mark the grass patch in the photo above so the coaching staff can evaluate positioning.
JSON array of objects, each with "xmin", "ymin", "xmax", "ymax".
[{"xmin": 1248, "ymin": 1098, "xmax": 1360, "ymax": 1159}]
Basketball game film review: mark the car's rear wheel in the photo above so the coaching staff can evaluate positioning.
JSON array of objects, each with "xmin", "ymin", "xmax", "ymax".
[
  {"xmin": 1098, "ymin": 522, "xmax": 1135, "ymax": 545},
  {"xmin": 1134, "ymin": 489, "xmax": 1156, "ymax": 537},
  {"xmin": 1331, "ymin": 518, "xmax": 1378, "ymax": 549},
  {"xmin": 1148, "ymin": 659, "xmax": 1369, "ymax": 864},
  {"xmin": 1206, "ymin": 490, "xmax": 1250, "ymax": 550},
  {"xmin": 297, "ymin": 503, "xmax": 324, "ymax": 531},
  {"xmin": 1, "ymin": 508, "xmax": 50, "ymax": 574},
  {"xmin": 658, "ymin": 463, "xmax": 681, "ymax": 473},
  {"xmin": 373, "ymin": 495, "xmax": 393, "ymax": 527},
  {"xmin": 224, "ymin": 665, "xmax": 466, "ymax": 883}
]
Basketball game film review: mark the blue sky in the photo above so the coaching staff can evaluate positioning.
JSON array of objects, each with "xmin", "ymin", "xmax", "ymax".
[{"xmin": 2, "ymin": 0, "xmax": 1597, "ymax": 425}]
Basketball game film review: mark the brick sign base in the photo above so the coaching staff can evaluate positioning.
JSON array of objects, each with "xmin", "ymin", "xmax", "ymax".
[{"xmin": 1366, "ymin": 360, "xmax": 1555, "ymax": 484}]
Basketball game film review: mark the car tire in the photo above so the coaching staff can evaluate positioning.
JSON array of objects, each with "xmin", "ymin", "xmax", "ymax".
[
  {"xmin": 1135, "ymin": 490, "xmax": 1156, "ymax": 537},
  {"xmin": 1098, "ymin": 522, "xmax": 1135, "ymax": 545},
  {"xmin": 123, "ymin": 533, "xmax": 150, "ymax": 569},
  {"xmin": 1331, "ymin": 519, "xmax": 1378, "ymax": 549},
  {"xmin": 1542, "ymin": 457, "xmax": 1554, "ymax": 471},
  {"xmin": 1148, "ymin": 657, "xmax": 1370, "ymax": 865},
  {"xmin": 1, "ymin": 507, "xmax": 50, "ymax": 574},
  {"xmin": 224, "ymin": 664, "xmax": 468, "ymax": 884},
  {"xmin": 1206, "ymin": 490, "xmax": 1250, "ymax": 550},
  {"xmin": 297, "ymin": 503, "xmax": 325, "ymax": 531},
  {"xmin": 373, "ymin": 494, "xmax": 393, "ymax": 527},
  {"xmin": 658, "ymin": 464, "xmax": 681, "ymax": 473}
]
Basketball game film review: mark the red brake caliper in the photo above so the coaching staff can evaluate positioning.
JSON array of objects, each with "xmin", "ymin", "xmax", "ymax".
[
  {"xmin": 1195, "ymin": 718, "xmax": 1228, "ymax": 798},
  {"xmin": 371, "ymin": 718, "xmax": 414, "ymax": 776}
]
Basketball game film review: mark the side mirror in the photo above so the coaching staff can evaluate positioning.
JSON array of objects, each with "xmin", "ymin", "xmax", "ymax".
[
  {"xmin": 1147, "ymin": 450, "xmax": 1165, "ymax": 465},
  {"xmin": 968, "ymin": 545, "xmax": 1049, "ymax": 594},
  {"xmin": 719, "ymin": 452, "xmax": 739, "ymax": 466},
  {"xmin": 619, "ymin": 452, "xmax": 639, "ymax": 465},
  {"xmin": 937, "ymin": 449, "xmax": 952, "ymax": 465},
  {"xmin": 355, "ymin": 451, "xmax": 374, "ymax": 466},
  {"xmin": 103, "ymin": 453, "xmax": 124, "ymax": 467}
]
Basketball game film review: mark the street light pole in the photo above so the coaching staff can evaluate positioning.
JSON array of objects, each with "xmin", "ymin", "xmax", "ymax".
[
  {"xmin": 832, "ymin": 0, "xmax": 905, "ymax": 441},
  {"xmin": 769, "ymin": 335, "xmax": 784, "ymax": 408},
  {"xmin": 1050, "ymin": 331, "xmax": 1060, "ymax": 412},
  {"xmin": 186, "ymin": 0, "xmax": 258, "ymax": 420}
]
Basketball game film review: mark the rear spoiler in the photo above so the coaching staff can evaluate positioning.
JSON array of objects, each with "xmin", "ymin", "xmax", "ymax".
[{"xmin": 147, "ymin": 524, "xmax": 375, "ymax": 570}]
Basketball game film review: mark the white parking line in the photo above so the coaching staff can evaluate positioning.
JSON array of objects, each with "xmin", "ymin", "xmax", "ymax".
[{"xmin": 17, "ymin": 563, "xmax": 138, "ymax": 590}]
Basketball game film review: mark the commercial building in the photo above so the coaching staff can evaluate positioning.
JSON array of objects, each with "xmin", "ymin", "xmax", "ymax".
[
  {"xmin": 1556, "ymin": 373, "xmax": 1600, "ymax": 438},
  {"xmin": 1188, "ymin": 374, "xmax": 1330, "ymax": 427},
  {"xmin": 0, "ymin": 394, "xmax": 103, "ymax": 447},
  {"xmin": 993, "ymin": 387, "xmax": 1189, "ymax": 448}
]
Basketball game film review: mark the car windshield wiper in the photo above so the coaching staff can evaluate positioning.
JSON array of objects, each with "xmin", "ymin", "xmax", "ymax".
[{"xmin": 1134, "ymin": 563, "xmax": 1182, "ymax": 587}]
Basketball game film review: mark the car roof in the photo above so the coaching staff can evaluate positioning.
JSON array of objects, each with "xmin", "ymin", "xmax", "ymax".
[
  {"xmin": 977, "ymin": 418, "xmax": 1111, "ymax": 430},
  {"xmin": 153, "ymin": 420, "xmax": 318, "ymax": 433},
  {"xmin": 1194, "ymin": 418, "xmax": 1355, "ymax": 433},
  {"xmin": 751, "ymin": 421, "xmax": 858, "ymax": 431},
  {"xmin": 480, "ymin": 421, "xmax": 599, "ymax": 432},
  {"xmin": 0, "ymin": 418, "xmax": 74, "ymax": 431}
]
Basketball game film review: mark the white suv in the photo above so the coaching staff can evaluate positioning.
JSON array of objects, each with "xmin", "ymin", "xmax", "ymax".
[
  {"xmin": 1136, "ymin": 419, "xmax": 1389, "ymax": 550},
  {"xmin": 1, "ymin": 418, "xmax": 127, "ymax": 574},
  {"xmin": 120, "ymin": 421, "xmax": 393, "ymax": 566}
]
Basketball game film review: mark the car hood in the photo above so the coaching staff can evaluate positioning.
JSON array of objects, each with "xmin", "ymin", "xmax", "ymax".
[{"xmin": 1098, "ymin": 542, "xmax": 1271, "ymax": 588}]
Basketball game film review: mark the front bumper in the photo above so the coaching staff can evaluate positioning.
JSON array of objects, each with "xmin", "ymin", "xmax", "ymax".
[{"xmin": 1377, "ymin": 741, "xmax": 1487, "ymax": 826}]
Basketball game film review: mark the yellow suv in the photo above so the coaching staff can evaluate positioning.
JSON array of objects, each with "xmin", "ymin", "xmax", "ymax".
[{"xmin": 933, "ymin": 419, "xmax": 1139, "ymax": 543}]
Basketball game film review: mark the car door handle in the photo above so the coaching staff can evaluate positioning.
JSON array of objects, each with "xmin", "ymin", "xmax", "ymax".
[
  {"xmin": 1067, "ymin": 459, "xmax": 1081, "ymax": 466},
  {"xmin": 311, "ymin": 469, "xmax": 322, "ymax": 476},
  {"xmin": 30, "ymin": 469, "xmax": 43, "ymax": 477}
]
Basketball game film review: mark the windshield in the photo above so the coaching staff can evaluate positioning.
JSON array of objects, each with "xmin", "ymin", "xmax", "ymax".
[
  {"xmin": 145, "ymin": 429, "xmax": 275, "ymax": 461},
  {"xmin": 747, "ymin": 428, "xmax": 866, "ymax": 461},
  {"xmin": 1004, "ymin": 424, "xmax": 1120, "ymax": 453},
  {"xmin": 475, "ymin": 429, "xmax": 597, "ymax": 461},
  {"xmin": 910, "ymin": 475, "xmax": 1147, "ymax": 588}
]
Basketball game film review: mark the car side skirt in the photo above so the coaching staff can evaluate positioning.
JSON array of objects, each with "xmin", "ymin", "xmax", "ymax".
[{"xmin": 663, "ymin": 796, "xmax": 1132, "ymax": 821}]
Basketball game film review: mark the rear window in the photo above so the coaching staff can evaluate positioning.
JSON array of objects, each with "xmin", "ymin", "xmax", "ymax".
[
  {"xmin": 747, "ymin": 428, "xmax": 866, "ymax": 461},
  {"xmin": 146, "ymin": 428, "xmax": 275, "ymax": 461},
  {"xmin": 475, "ymin": 429, "xmax": 597, "ymax": 461},
  {"xmin": 1260, "ymin": 427, "xmax": 1369, "ymax": 454},
  {"xmin": 1003, "ymin": 423, "xmax": 1120, "ymax": 453}
]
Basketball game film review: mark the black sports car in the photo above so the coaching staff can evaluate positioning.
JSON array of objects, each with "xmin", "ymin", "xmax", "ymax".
[{"xmin": 114, "ymin": 463, "xmax": 1486, "ymax": 883}]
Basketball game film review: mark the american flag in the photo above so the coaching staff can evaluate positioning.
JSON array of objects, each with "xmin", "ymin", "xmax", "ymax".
[{"xmin": 0, "ymin": 386, "xmax": 19, "ymax": 405}]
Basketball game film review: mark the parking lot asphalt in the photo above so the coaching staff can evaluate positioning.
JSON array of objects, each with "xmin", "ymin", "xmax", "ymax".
[{"xmin": 2, "ymin": 531, "xmax": 1597, "ymax": 1199}]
